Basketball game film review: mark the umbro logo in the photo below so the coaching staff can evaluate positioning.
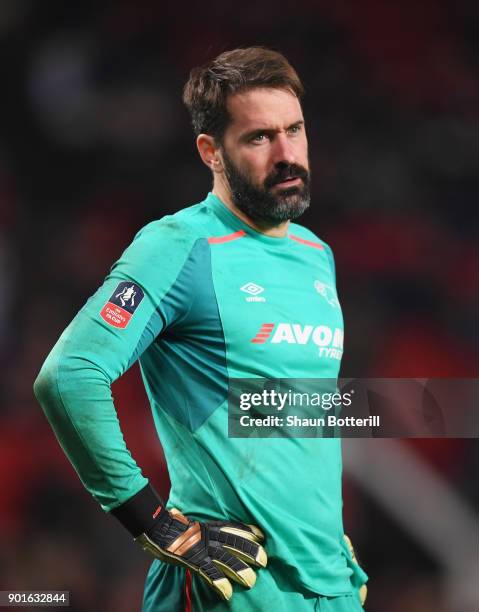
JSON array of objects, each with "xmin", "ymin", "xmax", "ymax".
[
  {"xmin": 241, "ymin": 282, "xmax": 264, "ymax": 296},
  {"xmin": 241, "ymin": 282, "xmax": 266, "ymax": 303}
]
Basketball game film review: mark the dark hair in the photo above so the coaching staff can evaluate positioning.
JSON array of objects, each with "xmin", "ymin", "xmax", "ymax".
[{"xmin": 182, "ymin": 47, "xmax": 304, "ymax": 143}]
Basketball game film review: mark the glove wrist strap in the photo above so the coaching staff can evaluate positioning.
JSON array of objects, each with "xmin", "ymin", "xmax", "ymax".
[{"xmin": 110, "ymin": 483, "xmax": 167, "ymax": 537}]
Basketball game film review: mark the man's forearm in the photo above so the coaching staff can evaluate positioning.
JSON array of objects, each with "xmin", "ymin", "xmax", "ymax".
[{"xmin": 34, "ymin": 330, "xmax": 148, "ymax": 511}]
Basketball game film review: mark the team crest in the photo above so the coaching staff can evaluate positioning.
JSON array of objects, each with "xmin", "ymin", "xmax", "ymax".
[{"xmin": 314, "ymin": 280, "xmax": 340, "ymax": 309}]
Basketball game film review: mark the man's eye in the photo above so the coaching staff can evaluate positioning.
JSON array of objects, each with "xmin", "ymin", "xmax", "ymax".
[
  {"xmin": 288, "ymin": 125, "xmax": 301, "ymax": 134},
  {"xmin": 252, "ymin": 133, "xmax": 268, "ymax": 142}
]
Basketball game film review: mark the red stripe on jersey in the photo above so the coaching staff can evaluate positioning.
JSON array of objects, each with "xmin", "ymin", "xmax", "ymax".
[
  {"xmin": 251, "ymin": 323, "xmax": 275, "ymax": 343},
  {"xmin": 184, "ymin": 569, "xmax": 192, "ymax": 612},
  {"xmin": 208, "ymin": 230, "xmax": 246, "ymax": 244},
  {"xmin": 289, "ymin": 234, "xmax": 324, "ymax": 249}
]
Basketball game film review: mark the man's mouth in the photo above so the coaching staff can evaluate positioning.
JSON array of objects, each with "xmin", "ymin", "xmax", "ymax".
[{"xmin": 273, "ymin": 177, "xmax": 302, "ymax": 188}]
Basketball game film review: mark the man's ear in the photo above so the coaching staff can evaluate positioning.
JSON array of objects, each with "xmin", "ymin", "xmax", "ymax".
[{"xmin": 196, "ymin": 134, "xmax": 223, "ymax": 173}]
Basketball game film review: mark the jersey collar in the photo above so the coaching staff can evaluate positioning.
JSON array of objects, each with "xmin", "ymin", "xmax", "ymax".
[{"xmin": 206, "ymin": 192, "xmax": 291, "ymax": 247}]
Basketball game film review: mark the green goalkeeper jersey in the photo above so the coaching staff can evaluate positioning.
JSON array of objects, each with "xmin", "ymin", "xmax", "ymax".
[{"xmin": 34, "ymin": 192, "xmax": 367, "ymax": 597}]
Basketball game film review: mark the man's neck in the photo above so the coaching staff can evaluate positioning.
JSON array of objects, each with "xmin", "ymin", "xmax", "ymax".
[{"xmin": 212, "ymin": 185, "xmax": 290, "ymax": 238}]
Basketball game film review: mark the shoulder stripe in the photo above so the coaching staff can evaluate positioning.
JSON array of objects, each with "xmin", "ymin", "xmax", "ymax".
[
  {"xmin": 208, "ymin": 230, "xmax": 246, "ymax": 244},
  {"xmin": 289, "ymin": 233, "xmax": 324, "ymax": 250}
]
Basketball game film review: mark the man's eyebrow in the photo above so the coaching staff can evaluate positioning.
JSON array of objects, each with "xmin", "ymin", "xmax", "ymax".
[{"xmin": 241, "ymin": 120, "xmax": 305, "ymax": 141}]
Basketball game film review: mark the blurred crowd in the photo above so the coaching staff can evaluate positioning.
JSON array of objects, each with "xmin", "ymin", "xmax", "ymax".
[{"xmin": 1, "ymin": 1, "xmax": 478, "ymax": 610}]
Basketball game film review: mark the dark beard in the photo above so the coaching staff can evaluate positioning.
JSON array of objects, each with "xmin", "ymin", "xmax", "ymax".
[{"xmin": 222, "ymin": 150, "xmax": 311, "ymax": 224}]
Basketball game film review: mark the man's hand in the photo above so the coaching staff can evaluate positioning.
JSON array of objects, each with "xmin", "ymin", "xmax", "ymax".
[
  {"xmin": 137, "ymin": 506, "xmax": 267, "ymax": 600},
  {"xmin": 111, "ymin": 485, "xmax": 267, "ymax": 601}
]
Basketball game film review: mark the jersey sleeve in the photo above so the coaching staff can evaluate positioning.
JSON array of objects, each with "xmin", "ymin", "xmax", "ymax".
[
  {"xmin": 33, "ymin": 218, "xmax": 199, "ymax": 511},
  {"xmin": 323, "ymin": 243, "xmax": 336, "ymax": 284}
]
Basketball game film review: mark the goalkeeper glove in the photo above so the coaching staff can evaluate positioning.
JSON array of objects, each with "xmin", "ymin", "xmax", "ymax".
[
  {"xmin": 111, "ymin": 484, "xmax": 267, "ymax": 601},
  {"xmin": 344, "ymin": 535, "xmax": 367, "ymax": 606}
]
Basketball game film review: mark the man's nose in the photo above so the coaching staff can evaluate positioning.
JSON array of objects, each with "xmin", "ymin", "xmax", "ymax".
[{"xmin": 271, "ymin": 133, "xmax": 296, "ymax": 166}]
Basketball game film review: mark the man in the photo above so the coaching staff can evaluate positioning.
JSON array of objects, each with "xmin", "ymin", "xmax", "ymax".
[{"xmin": 34, "ymin": 47, "xmax": 368, "ymax": 611}]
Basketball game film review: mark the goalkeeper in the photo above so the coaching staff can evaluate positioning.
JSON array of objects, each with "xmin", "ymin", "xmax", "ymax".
[{"xmin": 34, "ymin": 46, "xmax": 367, "ymax": 611}]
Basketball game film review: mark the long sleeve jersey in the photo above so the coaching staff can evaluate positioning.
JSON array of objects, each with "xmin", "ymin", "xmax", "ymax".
[{"xmin": 34, "ymin": 192, "xmax": 367, "ymax": 596}]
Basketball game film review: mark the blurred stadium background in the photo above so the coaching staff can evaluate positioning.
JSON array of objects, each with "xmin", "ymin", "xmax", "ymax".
[{"xmin": 1, "ymin": 1, "xmax": 478, "ymax": 610}]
